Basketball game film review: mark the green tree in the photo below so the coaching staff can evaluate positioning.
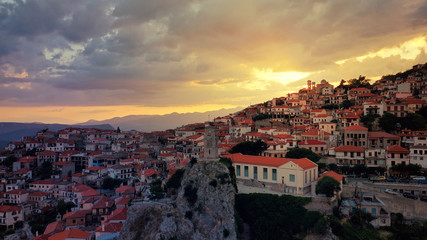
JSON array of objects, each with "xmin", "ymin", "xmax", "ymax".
[
  {"xmin": 379, "ymin": 112, "xmax": 398, "ymax": 132},
  {"xmin": 348, "ymin": 75, "xmax": 371, "ymax": 88},
  {"xmin": 340, "ymin": 100, "xmax": 354, "ymax": 109},
  {"xmin": 165, "ymin": 169, "xmax": 185, "ymax": 190},
  {"xmin": 315, "ymin": 176, "xmax": 341, "ymax": 197},
  {"xmin": 102, "ymin": 177, "xmax": 123, "ymax": 190},
  {"xmin": 2, "ymin": 155, "xmax": 17, "ymax": 168},
  {"xmin": 149, "ymin": 179, "xmax": 164, "ymax": 199},
  {"xmin": 219, "ymin": 157, "xmax": 237, "ymax": 191},
  {"xmin": 116, "ymin": 126, "xmax": 121, "ymax": 133},
  {"xmin": 56, "ymin": 200, "xmax": 75, "ymax": 215},
  {"xmin": 400, "ymin": 113, "xmax": 425, "ymax": 131},
  {"xmin": 285, "ymin": 148, "xmax": 321, "ymax": 162},
  {"xmin": 229, "ymin": 140, "xmax": 268, "ymax": 156},
  {"xmin": 39, "ymin": 161, "xmax": 53, "ymax": 179}
]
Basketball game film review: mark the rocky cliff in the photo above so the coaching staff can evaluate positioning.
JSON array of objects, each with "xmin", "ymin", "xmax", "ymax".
[{"xmin": 118, "ymin": 161, "xmax": 237, "ymax": 240}]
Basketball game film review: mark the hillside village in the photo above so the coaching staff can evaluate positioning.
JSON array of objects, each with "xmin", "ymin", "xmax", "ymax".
[{"xmin": 1, "ymin": 63, "xmax": 427, "ymax": 239}]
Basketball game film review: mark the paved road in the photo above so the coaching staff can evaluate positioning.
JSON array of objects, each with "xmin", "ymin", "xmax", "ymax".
[{"xmin": 23, "ymin": 222, "xmax": 34, "ymax": 239}]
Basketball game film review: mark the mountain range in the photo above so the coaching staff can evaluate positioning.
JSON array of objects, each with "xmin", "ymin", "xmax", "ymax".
[
  {"xmin": 0, "ymin": 107, "xmax": 244, "ymax": 148},
  {"xmin": 0, "ymin": 122, "xmax": 114, "ymax": 148},
  {"xmin": 78, "ymin": 107, "xmax": 244, "ymax": 131}
]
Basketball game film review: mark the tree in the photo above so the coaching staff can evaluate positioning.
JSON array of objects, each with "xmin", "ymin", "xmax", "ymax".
[
  {"xmin": 379, "ymin": 112, "xmax": 398, "ymax": 132},
  {"xmin": 102, "ymin": 177, "xmax": 123, "ymax": 190},
  {"xmin": 285, "ymin": 148, "xmax": 321, "ymax": 162},
  {"xmin": 39, "ymin": 161, "xmax": 53, "ymax": 179},
  {"xmin": 340, "ymin": 100, "xmax": 354, "ymax": 109},
  {"xmin": 229, "ymin": 140, "xmax": 268, "ymax": 156},
  {"xmin": 149, "ymin": 179, "xmax": 164, "ymax": 199},
  {"xmin": 56, "ymin": 200, "xmax": 75, "ymax": 215},
  {"xmin": 1, "ymin": 155, "xmax": 17, "ymax": 168},
  {"xmin": 116, "ymin": 126, "xmax": 121, "ymax": 133},
  {"xmin": 400, "ymin": 113, "xmax": 425, "ymax": 131},
  {"xmin": 315, "ymin": 176, "xmax": 341, "ymax": 197},
  {"xmin": 347, "ymin": 75, "xmax": 371, "ymax": 88}
]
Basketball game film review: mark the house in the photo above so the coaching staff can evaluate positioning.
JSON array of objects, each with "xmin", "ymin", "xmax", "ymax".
[
  {"xmin": 386, "ymin": 145, "xmax": 410, "ymax": 169},
  {"xmin": 368, "ymin": 132, "xmax": 399, "ymax": 149},
  {"xmin": 343, "ymin": 125, "xmax": 368, "ymax": 148},
  {"xmin": 0, "ymin": 205, "xmax": 24, "ymax": 229},
  {"xmin": 341, "ymin": 192, "xmax": 390, "ymax": 228},
  {"xmin": 29, "ymin": 192, "xmax": 52, "ymax": 207},
  {"xmin": 115, "ymin": 186, "xmax": 136, "ymax": 198},
  {"xmin": 298, "ymin": 140, "xmax": 327, "ymax": 155},
  {"xmin": 62, "ymin": 209, "xmax": 92, "ymax": 228},
  {"xmin": 4, "ymin": 189, "xmax": 29, "ymax": 204},
  {"xmin": 334, "ymin": 146, "xmax": 365, "ymax": 166},
  {"xmin": 95, "ymin": 222, "xmax": 123, "ymax": 240},
  {"xmin": 29, "ymin": 180, "xmax": 57, "ymax": 192},
  {"xmin": 43, "ymin": 221, "xmax": 65, "ymax": 236},
  {"xmin": 410, "ymin": 145, "xmax": 427, "ymax": 168},
  {"xmin": 228, "ymin": 153, "xmax": 318, "ymax": 195},
  {"xmin": 92, "ymin": 196, "xmax": 115, "ymax": 223},
  {"xmin": 47, "ymin": 229, "xmax": 92, "ymax": 240},
  {"xmin": 53, "ymin": 161, "xmax": 75, "ymax": 178}
]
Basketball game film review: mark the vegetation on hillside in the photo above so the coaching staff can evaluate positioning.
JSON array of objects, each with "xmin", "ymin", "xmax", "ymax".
[
  {"xmin": 285, "ymin": 147, "xmax": 321, "ymax": 162},
  {"xmin": 228, "ymin": 140, "xmax": 268, "ymax": 156}
]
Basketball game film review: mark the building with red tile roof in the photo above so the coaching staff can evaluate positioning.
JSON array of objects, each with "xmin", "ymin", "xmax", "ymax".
[
  {"xmin": 227, "ymin": 153, "xmax": 317, "ymax": 195},
  {"xmin": 48, "ymin": 229, "xmax": 91, "ymax": 240}
]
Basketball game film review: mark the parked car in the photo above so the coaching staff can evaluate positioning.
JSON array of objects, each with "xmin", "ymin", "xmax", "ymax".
[
  {"xmin": 386, "ymin": 177, "xmax": 395, "ymax": 182},
  {"xmin": 418, "ymin": 180, "xmax": 427, "ymax": 184},
  {"xmin": 385, "ymin": 189, "xmax": 398, "ymax": 195},
  {"xmin": 421, "ymin": 196, "xmax": 427, "ymax": 202},
  {"xmin": 403, "ymin": 192, "xmax": 418, "ymax": 199}
]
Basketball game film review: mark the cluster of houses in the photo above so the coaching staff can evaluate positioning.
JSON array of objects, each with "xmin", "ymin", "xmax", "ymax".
[{"xmin": 1, "ymin": 64, "xmax": 427, "ymax": 238}]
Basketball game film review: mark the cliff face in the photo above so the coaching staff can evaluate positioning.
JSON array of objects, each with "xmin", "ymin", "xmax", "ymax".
[{"xmin": 118, "ymin": 161, "xmax": 237, "ymax": 240}]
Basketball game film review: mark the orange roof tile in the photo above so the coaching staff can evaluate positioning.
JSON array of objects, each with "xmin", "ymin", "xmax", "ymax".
[
  {"xmin": 344, "ymin": 125, "xmax": 368, "ymax": 131},
  {"xmin": 313, "ymin": 171, "xmax": 343, "ymax": 182},
  {"xmin": 227, "ymin": 153, "xmax": 317, "ymax": 169},
  {"xmin": 387, "ymin": 145, "xmax": 409, "ymax": 154},
  {"xmin": 335, "ymin": 145, "xmax": 365, "ymax": 152},
  {"xmin": 48, "ymin": 229, "xmax": 91, "ymax": 240}
]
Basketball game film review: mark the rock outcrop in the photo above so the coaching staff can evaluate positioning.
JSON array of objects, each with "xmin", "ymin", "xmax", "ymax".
[{"xmin": 118, "ymin": 161, "xmax": 236, "ymax": 240}]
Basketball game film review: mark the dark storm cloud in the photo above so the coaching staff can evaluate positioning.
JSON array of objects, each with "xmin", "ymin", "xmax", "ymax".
[{"xmin": 0, "ymin": 0, "xmax": 427, "ymax": 108}]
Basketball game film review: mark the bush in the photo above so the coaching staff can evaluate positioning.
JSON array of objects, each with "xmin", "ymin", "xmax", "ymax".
[
  {"xmin": 165, "ymin": 169, "xmax": 185, "ymax": 190},
  {"xmin": 184, "ymin": 184, "xmax": 198, "ymax": 206},
  {"xmin": 185, "ymin": 211, "xmax": 193, "ymax": 220},
  {"xmin": 209, "ymin": 179, "xmax": 217, "ymax": 187},
  {"xmin": 223, "ymin": 228, "xmax": 230, "ymax": 238}
]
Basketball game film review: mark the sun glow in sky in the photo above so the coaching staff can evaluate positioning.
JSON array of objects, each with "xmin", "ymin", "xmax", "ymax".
[{"xmin": 1, "ymin": 0, "xmax": 427, "ymax": 124}]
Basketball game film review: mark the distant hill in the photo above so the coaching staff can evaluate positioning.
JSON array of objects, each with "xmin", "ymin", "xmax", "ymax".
[
  {"xmin": 79, "ymin": 107, "xmax": 244, "ymax": 131},
  {"xmin": 0, "ymin": 122, "xmax": 114, "ymax": 148}
]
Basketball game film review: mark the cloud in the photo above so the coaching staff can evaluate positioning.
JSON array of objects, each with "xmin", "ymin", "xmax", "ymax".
[{"xmin": 0, "ymin": 0, "xmax": 426, "ymax": 112}]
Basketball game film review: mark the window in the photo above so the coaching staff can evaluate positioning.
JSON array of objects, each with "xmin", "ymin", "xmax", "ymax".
[
  {"xmin": 289, "ymin": 174, "xmax": 295, "ymax": 182},
  {"xmin": 254, "ymin": 167, "xmax": 258, "ymax": 180},
  {"xmin": 305, "ymin": 172, "xmax": 307, "ymax": 184},
  {"xmin": 236, "ymin": 165, "xmax": 241, "ymax": 176},
  {"xmin": 362, "ymin": 208, "xmax": 366, "ymax": 213},
  {"xmin": 371, "ymin": 208, "xmax": 376, "ymax": 215},
  {"xmin": 244, "ymin": 166, "xmax": 249, "ymax": 177},
  {"xmin": 272, "ymin": 169, "xmax": 277, "ymax": 181},
  {"xmin": 263, "ymin": 168, "xmax": 268, "ymax": 179}
]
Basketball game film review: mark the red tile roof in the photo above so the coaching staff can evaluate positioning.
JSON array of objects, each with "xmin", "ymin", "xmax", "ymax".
[
  {"xmin": 44, "ymin": 221, "xmax": 64, "ymax": 235},
  {"xmin": 62, "ymin": 209, "xmax": 91, "ymax": 220},
  {"xmin": 344, "ymin": 125, "xmax": 368, "ymax": 131},
  {"xmin": 107, "ymin": 207, "xmax": 128, "ymax": 221},
  {"xmin": 6, "ymin": 189, "xmax": 28, "ymax": 195},
  {"xmin": 48, "ymin": 229, "xmax": 91, "ymax": 240},
  {"xmin": 313, "ymin": 171, "xmax": 343, "ymax": 182},
  {"xmin": 387, "ymin": 145, "xmax": 409, "ymax": 154},
  {"xmin": 31, "ymin": 180, "xmax": 57, "ymax": 185},
  {"xmin": 335, "ymin": 146, "xmax": 365, "ymax": 153},
  {"xmin": 0, "ymin": 205, "xmax": 22, "ymax": 213},
  {"xmin": 227, "ymin": 153, "xmax": 317, "ymax": 169},
  {"xmin": 96, "ymin": 222, "xmax": 123, "ymax": 233},
  {"xmin": 116, "ymin": 186, "xmax": 135, "ymax": 194},
  {"xmin": 368, "ymin": 132, "xmax": 399, "ymax": 140}
]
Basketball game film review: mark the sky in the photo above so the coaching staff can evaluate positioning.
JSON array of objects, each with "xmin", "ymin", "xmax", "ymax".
[{"xmin": 1, "ymin": 0, "xmax": 427, "ymax": 124}]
